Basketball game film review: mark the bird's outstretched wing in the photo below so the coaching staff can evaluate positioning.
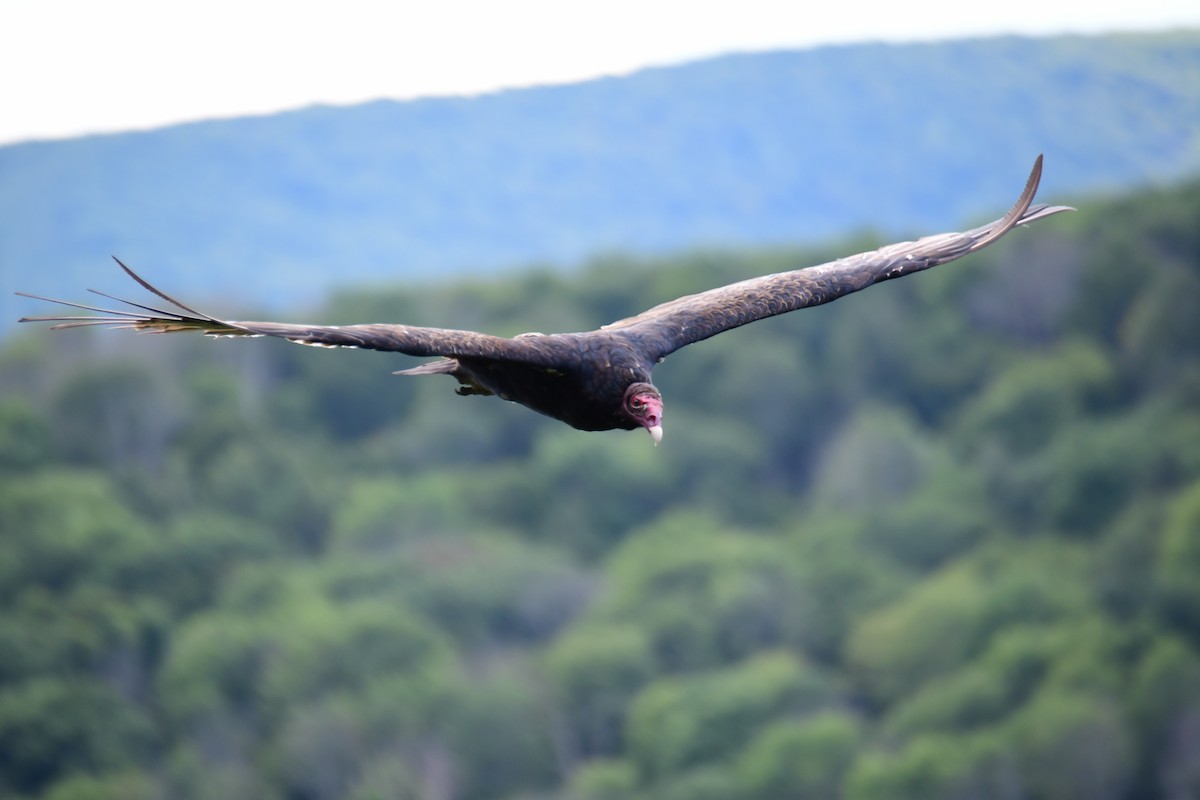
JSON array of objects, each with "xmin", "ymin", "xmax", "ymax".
[
  {"xmin": 17, "ymin": 258, "xmax": 561, "ymax": 365},
  {"xmin": 604, "ymin": 155, "xmax": 1073, "ymax": 360}
]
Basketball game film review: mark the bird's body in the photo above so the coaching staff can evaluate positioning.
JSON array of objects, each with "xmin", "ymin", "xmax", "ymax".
[
  {"xmin": 17, "ymin": 156, "xmax": 1072, "ymax": 444},
  {"xmin": 416, "ymin": 332, "xmax": 657, "ymax": 432}
]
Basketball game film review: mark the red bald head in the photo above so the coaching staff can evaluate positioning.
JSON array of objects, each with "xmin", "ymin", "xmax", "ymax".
[{"xmin": 623, "ymin": 382, "xmax": 663, "ymax": 444}]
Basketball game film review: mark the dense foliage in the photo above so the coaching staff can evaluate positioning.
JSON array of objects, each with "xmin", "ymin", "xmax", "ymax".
[
  {"xmin": 2, "ymin": 177, "xmax": 1199, "ymax": 799},
  {"xmin": 3, "ymin": 30, "xmax": 1200, "ymax": 333}
]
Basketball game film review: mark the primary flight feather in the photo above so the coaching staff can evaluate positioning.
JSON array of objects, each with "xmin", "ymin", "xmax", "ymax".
[{"xmin": 17, "ymin": 156, "xmax": 1072, "ymax": 444}]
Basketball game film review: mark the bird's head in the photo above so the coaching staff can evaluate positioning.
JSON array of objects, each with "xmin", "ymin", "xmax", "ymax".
[{"xmin": 623, "ymin": 382, "xmax": 663, "ymax": 445}]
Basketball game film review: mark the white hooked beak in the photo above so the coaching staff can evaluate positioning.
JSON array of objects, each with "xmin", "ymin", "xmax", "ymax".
[{"xmin": 648, "ymin": 424, "xmax": 663, "ymax": 446}]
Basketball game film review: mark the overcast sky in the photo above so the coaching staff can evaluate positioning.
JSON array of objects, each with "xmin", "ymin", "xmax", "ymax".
[{"xmin": 4, "ymin": 0, "xmax": 1198, "ymax": 146}]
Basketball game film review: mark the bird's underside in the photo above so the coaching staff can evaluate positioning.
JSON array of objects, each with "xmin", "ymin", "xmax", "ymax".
[{"xmin": 16, "ymin": 155, "xmax": 1072, "ymax": 441}]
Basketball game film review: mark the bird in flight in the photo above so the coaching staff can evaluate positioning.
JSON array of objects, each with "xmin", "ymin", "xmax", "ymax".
[{"xmin": 18, "ymin": 156, "xmax": 1071, "ymax": 445}]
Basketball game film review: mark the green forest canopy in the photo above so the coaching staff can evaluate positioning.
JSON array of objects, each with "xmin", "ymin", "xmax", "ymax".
[{"xmin": 1, "ymin": 176, "xmax": 1199, "ymax": 799}]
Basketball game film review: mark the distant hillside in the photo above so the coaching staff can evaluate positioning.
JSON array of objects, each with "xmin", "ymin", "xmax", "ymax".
[{"xmin": 3, "ymin": 30, "xmax": 1198, "ymax": 333}]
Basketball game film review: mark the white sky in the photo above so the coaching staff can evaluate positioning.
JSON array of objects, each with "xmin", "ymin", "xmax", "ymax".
[{"xmin": 4, "ymin": 0, "xmax": 1198, "ymax": 146}]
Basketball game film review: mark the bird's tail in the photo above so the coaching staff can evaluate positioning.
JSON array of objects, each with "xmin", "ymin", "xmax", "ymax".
[
  {"xmin": 395, "ymin": 358, "xmax": 494, "ymax": 396},
  {"xmin": 394, "ymin": 359, "xmax": 458, "ymax": 377}
]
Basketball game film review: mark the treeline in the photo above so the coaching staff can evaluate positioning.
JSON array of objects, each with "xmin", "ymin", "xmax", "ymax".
[{"xmin": 1, "ymin": 177, "xmax": 1198, "ymax": 799}]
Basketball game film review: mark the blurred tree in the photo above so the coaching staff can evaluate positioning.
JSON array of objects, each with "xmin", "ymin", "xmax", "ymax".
[
  {"xmin": 882, "ymin": 624, "xmax": 1054, "ymax": 739},
  {"xmin": 159, "ymin": 585, "xmax": 455, "ymax": 737},
  {"xmin": 846, "ymin": 541, "xmax": 1090, "ymax": 708},
  {"xmin": 844, "ymin": 732, "xmax": 1005, "ymax": 800},
  {"xmin": 345, "ymin": 757, "xmax": 421, "ymax": 800},
  {"xmin": 0, "ymin": 678, "xmax": 154, "ymax": 797},
  {"xmin": 1008, "ymin": 692, "xmax": 1133, "ymax": 800},
  {"xmin": 274, "ymin": 698, "xmax": 368, "ymax": 800},
  {"xmin": 187, "ymin": 431, "xmax": 333, "ymax": 552},
  {"xmin": 858, "ymin": 460, "xmax": 992, "ymax": 569},
  {"xmin": 1156, "ymin": 479, "xmax": 1200, "ymax": 635},
  {"xmin": 330, "ymin": 476, "xmax": 484, "ymax": 548},
  {"xmin": 115, "ymin": 512, "xmax": 282, "ymax": 616},
  {"xmin": 785, "ymin": 514, "xmax": 914, "ymax": 662},
  {"xmin": 809, "ymin": 406, "xmax": 939, "ymax": 513},
  {"xmin": 596, "ymin": 513, "xmax": 814, "ymax": 670},
  {"xmin": 0, "ymin": 397, "xmax": 52, "ymax": 474},
  {"xmin": 161, "ymin": 740, "xmax": 282, "ymax": 800},
  {"xmin": 884, "ymin": 617, "xmax": 1132, "ymax": 742},
  {"xmin": 1129, "ymin": 636, "xmax": 1200, "ymax": 797},
  {"xmin": 38, "ymin": 771, "xmax": 159, "ymax": 800},
  {"xmin": 545, "ymin": 625, "xmax": 656, "ymax": 760},
  {"xmin": 650, "ymin": 765, "xmax": 740, "ymax": 800},
  {"xmin": 626, "ymin": 652, "xmax": 835, "ymax": 781},
  {"xmin": 279, "ymin": 344, "xmax": 416, "ymax": 441},
  {"xmin": 437, "ymin": 662, "xmax": 560, "ymax": 800},
  {"xmin": 50, "ymin": 361, "xmax": 182, "ymax": 470},
  {"xmin": 954, "ymin": 339, "xmax": 1115, "ymax": 458},
  {"xmin": 322, "ymin": 531, "xmax": 593, "ymax": 646},
  {"xmin": 566, "ymin": 758, "xmax": 638, "ymax": 800},
  {"xmin": 736, "ymin": 711, "xmax": 862, "ymax": 800},
  {"xmin": 961, "ymin": 232, "xmax": 1085, "ymax": 346},
  {"xmin": 0, "ymin": 471, "xmax": 151, "ymax": 599},
  {"xmin": 523, "ymin": 430, "xmax": 676, "ymax": 558},
  {"xmin": 1093, "ymin": 498, "xmax": 1169, "ymax": 619}
]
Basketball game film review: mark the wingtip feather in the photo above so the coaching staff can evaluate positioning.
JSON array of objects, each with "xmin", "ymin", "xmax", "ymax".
[
  {"xmin": 110, "ymin": 256, "xmax": 219, "ymax": 322},
  {"xmin": 967, "ymin": 154, "xmax": 1056, "ymax": 252},
  {"xmin": 17, "ymin": 258, "xmax": 239, "ymax": 335}
]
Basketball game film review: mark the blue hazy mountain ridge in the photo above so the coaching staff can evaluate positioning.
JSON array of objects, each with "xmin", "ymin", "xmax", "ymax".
[{"xmin": 2, "ymin": 31, "xmax": 1198, "ymax": 333}]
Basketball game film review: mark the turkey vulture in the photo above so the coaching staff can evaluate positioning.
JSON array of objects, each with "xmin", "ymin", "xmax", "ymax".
[{"xmin": 17, "ymin": 156, "xmax": 1071, "ymax": 444}]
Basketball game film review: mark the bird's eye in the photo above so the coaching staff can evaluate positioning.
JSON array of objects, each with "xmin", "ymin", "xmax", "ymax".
[{"xmin": 630, "ymin": 398, "xmax": 645, "ymax": 411}]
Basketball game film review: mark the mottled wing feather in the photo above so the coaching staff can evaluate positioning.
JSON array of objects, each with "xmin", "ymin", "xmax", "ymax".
[
  {"xmin": 604, "ymin": 155, "xmax": 1073, "ymax": 360},
  {"xmin": 17, "ymin": 258, "xmax": 562, "ymax": 365}
]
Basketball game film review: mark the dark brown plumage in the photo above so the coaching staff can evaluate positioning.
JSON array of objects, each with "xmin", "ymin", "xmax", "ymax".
[{"xmin": 17, "ymin": 156, "xmax": 1072, "ymax": 443}]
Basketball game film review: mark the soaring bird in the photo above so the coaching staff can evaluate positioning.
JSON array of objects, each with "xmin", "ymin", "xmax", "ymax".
[{"xmin": 18, "ymin": 156, "xmax": 1071, "ymax": 445}]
